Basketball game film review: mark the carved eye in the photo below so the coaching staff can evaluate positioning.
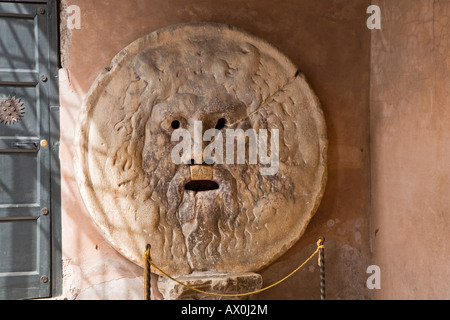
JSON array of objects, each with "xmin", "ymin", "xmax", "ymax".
[
  {"xmin": 215, "ymin": 118, "xmax": 226, "ymax": 130},
  {"xmin": 171, "ymin": 120, "xmax": 181, "ymax": 129}
]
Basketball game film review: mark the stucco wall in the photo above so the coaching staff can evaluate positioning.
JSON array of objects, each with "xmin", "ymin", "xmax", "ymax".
[
  {"xmin": 59, "ymin": 0, "xmax": 372, "ymax": 300},
  {"xmin": 370, "ymin": 0, "xmax": 450, "ymax": 299}
]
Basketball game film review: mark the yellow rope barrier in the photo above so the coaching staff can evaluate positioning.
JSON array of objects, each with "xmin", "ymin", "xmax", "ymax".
[{"xmin": 143, "ymin": 238, "xmax": 325, "ymax": 298}]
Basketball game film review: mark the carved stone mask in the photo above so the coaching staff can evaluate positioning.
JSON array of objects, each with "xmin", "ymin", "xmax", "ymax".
[{"xmin": 76, "ymin": 23, "xmax": 327, "ymax": 276}]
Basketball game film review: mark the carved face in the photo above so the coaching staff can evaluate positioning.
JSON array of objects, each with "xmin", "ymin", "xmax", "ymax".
[
  {"xmin": 76, "ymin": 23, "xmax": 327, "ymax": 276},
  {"xmin": 142, "ymin": 93, "xmax": 248, "ymax": 270}
]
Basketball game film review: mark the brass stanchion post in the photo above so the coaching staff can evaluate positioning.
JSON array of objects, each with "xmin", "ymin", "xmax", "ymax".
[
  {"xmin": 318, "ymin": 236, "xmax": 325, "ymax": 300},
  {"xmin": 145, "ymin": 244, "xmax": 151, "ymax": 300}
]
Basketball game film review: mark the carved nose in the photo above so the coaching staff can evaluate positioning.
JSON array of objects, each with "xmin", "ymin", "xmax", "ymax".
[
  {"xmin": 185, "ymin": 120, "xmax": 221, "ymax": 165},
  {"xmin": 190, "ymin": 164, "xmax": 213, "ymax": 180},
  {"xmin": 187, "ymin": 163, "xmax": 218, "ymax": 192}
]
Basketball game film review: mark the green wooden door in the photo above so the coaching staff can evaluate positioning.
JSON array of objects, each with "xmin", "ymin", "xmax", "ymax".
[{"xmin": 0, "ymin": 0, "xmax": 59, "ymax": 300}]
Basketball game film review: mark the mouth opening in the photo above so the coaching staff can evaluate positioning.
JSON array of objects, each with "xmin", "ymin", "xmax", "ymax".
[{"xmin": 185, "ymin": 180, "xmax": 219, "ymax": 192}]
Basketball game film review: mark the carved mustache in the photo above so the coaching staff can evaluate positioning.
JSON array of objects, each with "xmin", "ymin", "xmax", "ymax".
[{"xmin": 165, "ymin": 164, "xmax": 239, "ymax": 227}]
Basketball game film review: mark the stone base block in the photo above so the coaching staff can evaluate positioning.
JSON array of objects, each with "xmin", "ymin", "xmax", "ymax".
[{"xmin": 158, "ymin": 272, "xmax": 263, "ymax": 300}]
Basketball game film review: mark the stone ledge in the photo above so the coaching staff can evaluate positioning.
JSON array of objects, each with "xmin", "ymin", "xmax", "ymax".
[{"xmin": 158, "ymin": 272, "xmax": 262, "ymax": 300}]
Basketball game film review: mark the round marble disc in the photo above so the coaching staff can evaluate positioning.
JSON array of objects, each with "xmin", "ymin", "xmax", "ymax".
[{"xmin": 75, "ymin": 22, "xmax": 327, "ymax": 276}]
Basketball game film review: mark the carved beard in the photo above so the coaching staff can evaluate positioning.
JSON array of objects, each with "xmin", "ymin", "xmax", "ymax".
[{"xmin": 166, "ymin": 165, "xmax": 239, "ymax": 270}]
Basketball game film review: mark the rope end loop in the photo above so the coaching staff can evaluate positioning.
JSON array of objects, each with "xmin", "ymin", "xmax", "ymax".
[
  {"xmin": 143, "ymin": 244, "xmax": 151, "ymax": 262},
  {"xmin": 317, "ymin": 237, "xmax": 325, "ymax": 267}
]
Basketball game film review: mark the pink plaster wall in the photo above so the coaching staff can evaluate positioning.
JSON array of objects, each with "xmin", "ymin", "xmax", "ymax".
[
  {"xmin": 60, "ymin": 0, "xmax": 375, "ymax": 299},
  {"xmin": 370, "ymin": 0, "xmax": 450, "ymax": 299},
  {"xmin": 58, "ymin": 0, "xmax": 450, "ymax": 300}
]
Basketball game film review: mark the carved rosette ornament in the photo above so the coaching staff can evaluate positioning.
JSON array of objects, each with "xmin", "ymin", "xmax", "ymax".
[
  {"xmin": 75, "ymin": 23, "xmax": 327, "ymax": 278},
  {"xmin": 0, "ymin": 96, "xmax": 25, "ymax": 125}
]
